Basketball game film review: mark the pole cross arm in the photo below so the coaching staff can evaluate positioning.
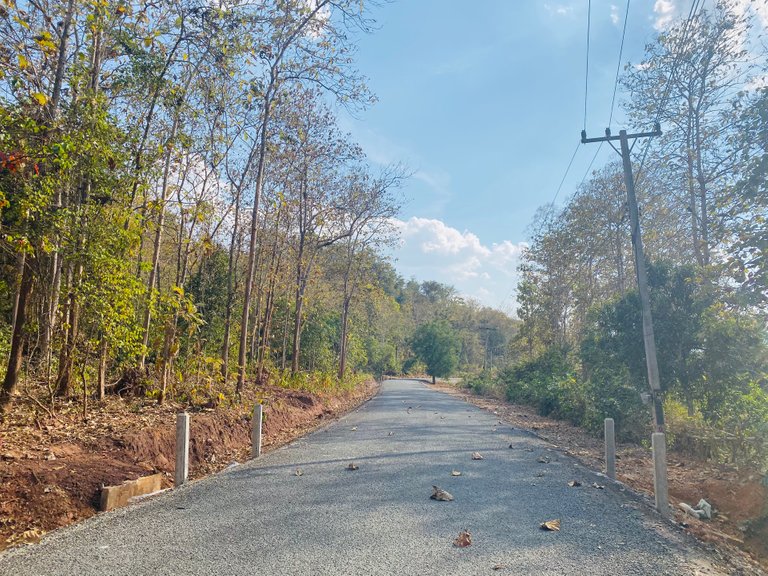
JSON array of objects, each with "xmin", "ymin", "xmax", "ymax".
[{"xmin": 581, "ymin": 125, "xmax": 661, "ymax": 144}]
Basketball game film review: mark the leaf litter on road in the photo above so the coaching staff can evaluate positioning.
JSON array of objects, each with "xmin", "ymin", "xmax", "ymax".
[
  {"xmin": 453, "ymin": 530, "xmax": 472, "ymax": 547},
  {"xmin": 471, "ymin": 452, "xmax": 483, "ymax": 460},
  {"xmin": 568, "ymin": 480, "xmax": 582, "ymax": 487},
  {"xmin": 430, "ymin": 486, "xmax": 454, "ymax": 501},
  {"xmin": 540, "ymin": 519, "xmax": 561, "ymax": 531},
  {"xmin": 347, "ymin": 463, "xmax": 358, "ymax": 471},
  {"xmin": 451, "ymin": 470, "xmax": 462, "ymax": 476}
]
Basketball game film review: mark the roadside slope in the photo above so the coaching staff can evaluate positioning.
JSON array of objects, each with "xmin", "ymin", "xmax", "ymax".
[{"xmin": 0, "ymin": 379, "xmax": 730, "ymax": 576}]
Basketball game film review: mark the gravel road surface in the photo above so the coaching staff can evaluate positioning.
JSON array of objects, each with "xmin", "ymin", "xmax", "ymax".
[{"xmin": 0, "ymin": 379, "xmax": 718, "ymax": 575}]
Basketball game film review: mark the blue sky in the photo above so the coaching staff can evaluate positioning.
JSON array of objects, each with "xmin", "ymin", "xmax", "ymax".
[{"xmin": 337, "ymin": 0, "xmax": 763, "ymax": 314}]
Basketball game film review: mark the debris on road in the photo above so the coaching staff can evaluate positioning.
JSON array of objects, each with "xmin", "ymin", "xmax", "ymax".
[
  {"xmin": 451, "ymin": 470, "xmax": 462, "ymax": 476},
  {"xmin": 430, "ymin": 485, "xmax": 454, "ymax": 501},
  {"xmin": 294, "ymin": 468, "xmax": 303, "ymax": 476},
  {"xmin": 540, "ymin": 519, "xmax": 561, "ymax": 531},
  {"xmin": 453, "ymin": 530, "xmax": 472, "ymax": 547},
  {"xmin": 537, "ymin": 456, "xmax": 550, "ymax": 464},
  {"xmin": 471, "ymin": 452, "xmax": 484, "ymax": 460},
  {"xmin": 347, "ymin": 463, "xmax": 359, "ymax": 471},
  {"xmin": 591, "ymin": 482, "xmax": 604, "ymax": 489},
  {"xmin": 568, "ymin": 480, "xmax": 582, "ymax": 487}
]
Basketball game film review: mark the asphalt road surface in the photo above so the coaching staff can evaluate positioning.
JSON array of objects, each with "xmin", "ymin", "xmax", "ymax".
[{"xmin": 0, "ymin": 379, "xmax": 717, "ymax": 575}]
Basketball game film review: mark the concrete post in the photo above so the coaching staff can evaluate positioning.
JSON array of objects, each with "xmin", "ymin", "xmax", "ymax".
[
  {"xmin": 252, "ymin": 403, "xmax": 263, "ymax": 458},
  {"xmin": 652, "ymin": 432, "xmax": 669, "ymax": 517},
  {"xmin": 175, "ymin": 412, "xmax": 190, "ymax": 487},
  {"xmin": 604, "ymin": 418, "xmax": 616, "ymax": 480}
]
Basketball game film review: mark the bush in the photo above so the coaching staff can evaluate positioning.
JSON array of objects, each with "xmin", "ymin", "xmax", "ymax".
[{"xmin": 499, "ymin": 348, "xmax": 585, "ymax": 425}]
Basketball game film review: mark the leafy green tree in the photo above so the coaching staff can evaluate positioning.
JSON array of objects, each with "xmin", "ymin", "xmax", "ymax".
[{"xmin": 410, "ymin": 321, "xmax": 460, "ymax": 384}]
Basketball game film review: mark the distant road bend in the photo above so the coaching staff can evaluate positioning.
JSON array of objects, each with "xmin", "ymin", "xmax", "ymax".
[{"xmin": 0, "ymin": 379, "xmax": 721, "ymax": 575}]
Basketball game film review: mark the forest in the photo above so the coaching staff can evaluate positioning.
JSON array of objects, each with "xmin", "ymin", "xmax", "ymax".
[
  {"xmin": 1, "ymin": 0, "xmax": 766, "ymax": 474},
  {"xmin": 0, "ymin": 0, "xmax": 518, "ymax": 414},
  {"xmin": 473, "ymin": 1, "xmax": 768, "ymax": 469}
]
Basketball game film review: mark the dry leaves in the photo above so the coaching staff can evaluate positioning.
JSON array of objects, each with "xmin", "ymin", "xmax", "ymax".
[
  {"xmin": 568, "ymin": 480, "xmax": 582, "ymax": 487},
  {"xmin": 591, "ymin": 482, "xmax": 604, "ymax": 489},
  {"xmin": 347, "ymin": 463, "xmax": 358, "ymax": 471},
  {"xmin": 451, "ymin": 470, "xmax": 462, "ymax": 476},
  {"xmin": 453, "ymin": 530, "xmax": 472, "ymax": 547},
  {"xmin": 492, "ymin": 564, "xmax": 507, "ymax": 571},
  {"xmin": 471, "ymin": 452, "xmax": 483, "ymax": 460},
  {"xmin": 294, "ymin": 468, "xmax": 303, "ymax": 476},
  {"xmin": 537, "ymin": 456, "xmax": 550, "ymax": 464},
  {"xmin": 430, "ymin": 485, "xmax": 454, "ymax": 501},
  {"xmin": 350, "ymin": 427, "xmax": 358, "ymax": 431},
  {"xmin": 540, "ymin": 519, "xmax": 561, "ymax": 531}
]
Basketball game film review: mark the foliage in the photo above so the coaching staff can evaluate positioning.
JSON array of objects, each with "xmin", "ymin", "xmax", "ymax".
[{"xmin": 410, "ymin": 320, "xmax": 460, "ymax": 382}]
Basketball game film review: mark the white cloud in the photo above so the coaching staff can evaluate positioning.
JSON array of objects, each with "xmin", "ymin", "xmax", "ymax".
[
  {"xmin": 610, "ymin": 4, "xmax": 620, "ymax": 26},
  {"xmin": 544, "ymin": 3, "xmax": 574, "ymax": 17},
  {"xmin": 653, "ymin": 0, "xmax": 677, "ymax": 31},
  {"xmin": 390, "ymin": 217, "xmax": 527, "ymax": 310}
]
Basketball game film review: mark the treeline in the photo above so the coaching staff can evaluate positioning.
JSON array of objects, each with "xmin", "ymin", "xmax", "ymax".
[
  {"xmin": 0, "ymin": 0, "xmax": 519, "ymax": 412},
  {"xmin": 486, "ymin": 2, "xmax": 768, "ymax": 466}
]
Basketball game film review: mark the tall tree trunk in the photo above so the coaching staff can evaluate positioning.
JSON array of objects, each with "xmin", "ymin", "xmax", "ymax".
[
  {"xmin": 338, "ymin": 295, "xmax": 352, "ymax": 379},
  {"xmin": 97, "ymin": 335, "xmax": 107, "ymax": 401},
  {"xmin": 237, "ymin": 84, "xmax": 275, "ymax": 394},
  {"xmin": 291, "ymin": 282, "xmax": 306, "ymax": 375},
  {"xmin": 138, "ymin": 115, "xmax": 181, "ymax": 369},
  {"xmin": 1, "ymin": 256, "xmax": 34, "ymax": 412},
  {"xmin": 221, "ymin": 189, "xmax": 241, "ymax": 381}
]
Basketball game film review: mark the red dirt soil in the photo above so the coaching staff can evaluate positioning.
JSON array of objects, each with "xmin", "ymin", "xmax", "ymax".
[
  {"xmin": 432, "ymin": 381, "xmax": 768, "ymax": 575},
  {"xmin": 0, "ymin": 381, "xmax": 377, "ymax": 550}
]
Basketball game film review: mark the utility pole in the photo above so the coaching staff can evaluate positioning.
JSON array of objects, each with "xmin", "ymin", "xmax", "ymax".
[{"xmin": 581, "ymin": 126, "xmax": 665, "ymax": 433}]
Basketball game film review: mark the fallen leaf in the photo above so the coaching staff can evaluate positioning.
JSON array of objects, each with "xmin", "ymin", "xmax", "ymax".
[
  {"xmin": 430, "ymin": 485, "xmax": 454, "ymax": 501},
  {"xmin": 568, "ymin": 480, "xmax": 582, "ymax": 487},
  {"xmin": 471, "ymin": 452, "xmax": 483, "ymax": 460},
  {"xmin": 453, "ymin": 529, "xmax": 472, "ymax": 547},
  {"xmin": 294, "ymin": 468, "xmax": 303, "ymax": 476},
  {"xmin": 451, "ymin": 470, "xmax": 462, "ymax": 476},
  {"xmin": 492, "ymin": 564, "xmax": 506, "ymax": 571},
  {"xmin": 537, "ymin": 456, "xmax": 550, "ymax": 464},
  {"xmin": 350, "ymin": 427, "xmax": 358, "ymax": 431},
  {"xmin": 388, "ymin": 431, "xmax": 394, "ymax": 436},
  {"xmin": 508, "ymin": 444, "xmax": 515, "ymax": 449},
  {"xmin": 591, "ymin": 482, "xmax": 604, "ymax": 489},
  {"xmin": 540, "ymin": 519, "xmax": 561, "ymax": 531},
  {"xmin": 347, "ymin": 463, "xmax": 359, "ymax": 471}
]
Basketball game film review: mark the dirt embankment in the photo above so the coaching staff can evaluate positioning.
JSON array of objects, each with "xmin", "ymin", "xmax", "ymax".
[
  {"xmin": 0, "ymin": 381, "xmax": 378, "ymax": 550},
  {"xmin": 433, "ymin": 381, "xmax": 767, "ymax": 575}
]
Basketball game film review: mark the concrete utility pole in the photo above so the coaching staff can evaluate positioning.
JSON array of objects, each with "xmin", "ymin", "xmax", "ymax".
[{"xmin": 581, "ymin": 126, "xmax": 665, "ymax": 433}]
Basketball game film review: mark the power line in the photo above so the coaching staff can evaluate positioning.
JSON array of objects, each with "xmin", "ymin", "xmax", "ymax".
[
  {"xmin": 636, "ymin": 0, "xmax": 705, "ymax": 184},
  {"xmin": 584, "ymin": 0, "xmax": 592, "ymax": 131},
  {"xmin": 577, "ymin": 141, "xmax": 604, "ymax": 193},
  {"xmin": 552, "ymin": 140, "xmax": 581, "ymax": 206},
  {"xmin": 608, "ymin": 0, "xmax": 632, "ymax": 128}
]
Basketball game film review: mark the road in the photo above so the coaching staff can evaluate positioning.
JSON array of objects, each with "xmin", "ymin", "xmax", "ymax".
[{"xmin": 0, "ymin": 379, "xmax": 715, "ymax": 575}]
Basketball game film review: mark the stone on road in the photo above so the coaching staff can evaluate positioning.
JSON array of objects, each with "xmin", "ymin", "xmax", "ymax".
[{"xmin": 0, "ymin": 379, "xmax": 716, "ymax": 575}]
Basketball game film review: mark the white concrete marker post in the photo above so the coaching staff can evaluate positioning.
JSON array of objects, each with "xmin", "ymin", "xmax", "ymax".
[
  {"xmin": 175, "ymin": 412, "xmax": 190, "ymax": 487},
  {"xmin": 652, "ymin": 432, "xmax": 669, "ymax": 517},
  {"xmin": 604, "ymin": 418, "xmax": 616, "ymax": 480},
  {"xmin": 252, "ymin": 403, "xmax": 263, "ymax": 458}
]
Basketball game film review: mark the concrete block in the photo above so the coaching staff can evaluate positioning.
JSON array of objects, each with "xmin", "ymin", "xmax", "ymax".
[{"xmin": 100, "ymin": 474, "xmax": 164, "ymax": 512}]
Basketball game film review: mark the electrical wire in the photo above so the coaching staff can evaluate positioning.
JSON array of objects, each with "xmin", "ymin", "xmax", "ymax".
[
  {"xmin": 552, "ymin": 140, "xmax": 582, "ymax": 206},
  {"xmin": 636, "ymin": 0, "xmax": 704, "ymax": 184},
  {"xmin": 608, "ymin": 0, "xmax": 632, "ymax": 128},
  {"xmin": 584, "ymin": 0, "xmax": 592, "ymax": 131}
]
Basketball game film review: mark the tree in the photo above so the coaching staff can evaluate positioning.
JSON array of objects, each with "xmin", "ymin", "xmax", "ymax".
[{"xmin": 410, "ymin": 321, "xmax": 460, "ymax": 385}]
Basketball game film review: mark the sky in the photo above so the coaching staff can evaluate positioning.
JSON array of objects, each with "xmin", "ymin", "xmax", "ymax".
[{"xmin": 337, "ymin": 0, "xmax": 766, "ymax": 315}]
